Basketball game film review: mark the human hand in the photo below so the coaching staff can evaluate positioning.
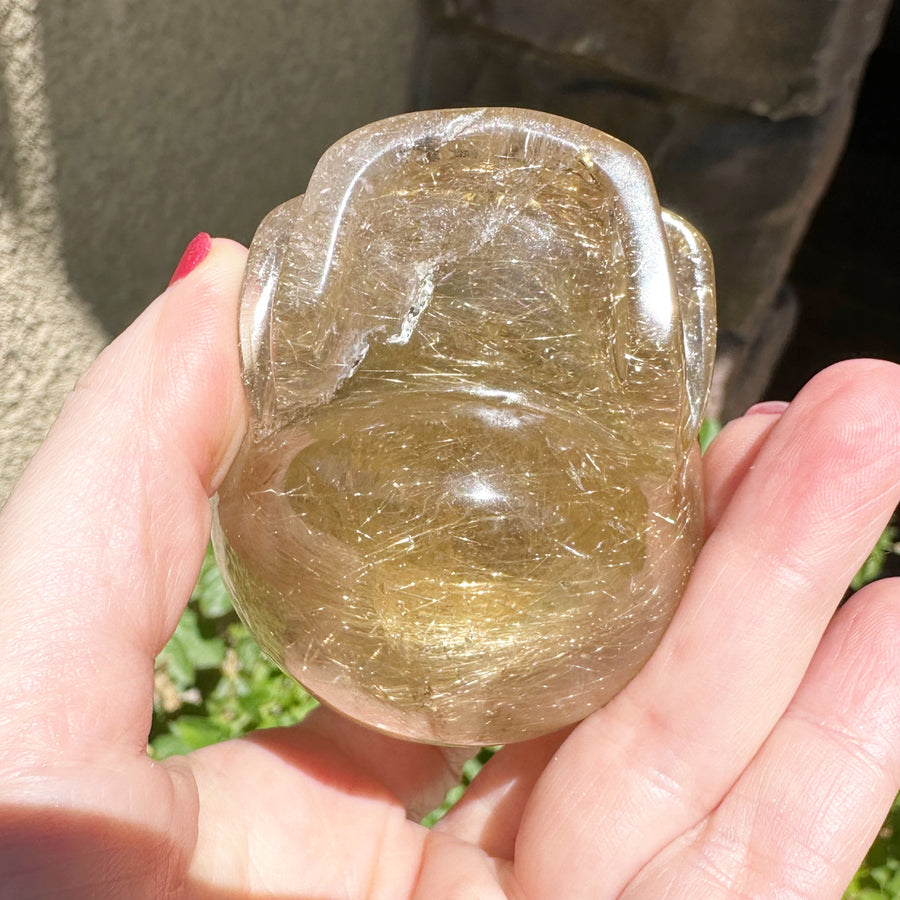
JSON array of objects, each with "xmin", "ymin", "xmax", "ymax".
[{"xmin": 1, "ymin": 238, "xmax": 899, "ymax": 899}]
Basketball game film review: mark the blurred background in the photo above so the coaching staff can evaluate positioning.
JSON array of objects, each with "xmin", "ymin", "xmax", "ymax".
[{"xmin": 1, "ymin": 0, "xmax": 898, "ymax": 501}]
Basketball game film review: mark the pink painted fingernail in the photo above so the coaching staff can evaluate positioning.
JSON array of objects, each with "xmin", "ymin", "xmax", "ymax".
[
  {"xmin": 168, "ymin": 232, "xmax": 213, "ymax": 286},
  {"xmin": 745, "ymin": 400, "xmax": 789, "ymax": 416}
]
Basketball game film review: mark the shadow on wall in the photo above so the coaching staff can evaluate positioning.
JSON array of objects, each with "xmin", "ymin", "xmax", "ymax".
[
  {"xmin": 33, "ymin": 0, "xmax": 420, "ymax": 336},
  {"xmin": 5, "ymin": 0, "xmax": 895, "ymax": 390},
  {"xmin": 410, "ymin": 0, "xmax": 894, "ymax": 418},
  {"xmin": 769, "ymin": 0, "xmax": 900, "ymax": 399}
]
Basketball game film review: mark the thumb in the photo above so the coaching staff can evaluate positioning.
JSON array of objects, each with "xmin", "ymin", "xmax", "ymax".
[{"xmin": 0, "ymin": 236, "xmax": 248, "ymax": 762}]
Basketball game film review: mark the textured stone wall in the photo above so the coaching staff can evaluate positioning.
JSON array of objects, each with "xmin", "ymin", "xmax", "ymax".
[
  {"xmin": 2, "ymin": 0, "xmax": 893, "ymax": 500},
  {"xmin": 0, "ymin": 0, "xmax": 418, "ymax": 501},
  {"xmin": 416, "ymin": 0, "xmax": 893, "ymax": 417},
  {"xmin": 433, "ymin": 0, "xmax": 889, "ymax": 119}
]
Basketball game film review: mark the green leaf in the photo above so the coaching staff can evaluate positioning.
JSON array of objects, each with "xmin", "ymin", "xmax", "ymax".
[
  {"xmin": 846, "ymin": 793, "xmax": 900, "ymax": 898},
  {"xmin": 159, "ymin": 627, "xmax": 196, "ymax": 689},
  {"xmin": 172, "ymin": 607, "xmax": 225, "ymax": 670},
  {"xmin": 851, "ymin": 526, "xmax": 898, "ymax": 592},
  {"xmin": 192, "ymin": 546, "xmax": 233, "ymax": 619},
  {"xmin": 699, "ymin": 417, "xmax": 722, "ymax": 454},
  {"xmin": 168, "ymin": 715, "xmax": 231, "ymax": 751},
  {"xmin": 156, "ymin": 604, "xmax": 226, "ymax": 693},
  {"xmin": 149, "ymin": 732, "xmax": 191, "ymax": 760}
]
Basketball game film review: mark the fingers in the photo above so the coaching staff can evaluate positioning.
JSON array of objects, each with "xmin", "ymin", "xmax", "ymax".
[
  {"xmin": 410, "ymin": 830, "xmax": 511, "ymax": 900},
  {"xmin": 623, "ymin": 576, "xmax": 900, "ymax": 899},
  {"xmin": 432, "ymin": 731, "xmax": 570, "ymax": 859},
  {"xmin": 702, "ymin": 401, "xmax": 787, "ymax": 534},
  {"xmin": 513, "ymin": 359, "xmax": 900, "ymax": 900},
  {"xmin": 0, "ymin": 239, "xmax": 248, "ymax": 764},
  {"xmin": 176, "ymin": 727, "xmax": 429, "ymax": 898},
  {"xmin": 296, "ymin": 706, "xmax": 476, "ymax": 821},
  {"xmin": 429, "ymin": 401, "xmax": 792, "ymax": 857}
]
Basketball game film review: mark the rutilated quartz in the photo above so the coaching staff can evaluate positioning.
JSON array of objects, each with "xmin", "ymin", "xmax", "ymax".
[{"xmin": 214, "ymin": 108, "xmax": 716, "ymax": 746}]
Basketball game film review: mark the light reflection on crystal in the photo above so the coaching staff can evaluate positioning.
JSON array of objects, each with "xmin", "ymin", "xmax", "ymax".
[{"xmin": 214, "ymin": 108, "xmax": 715, "ymax": 746}]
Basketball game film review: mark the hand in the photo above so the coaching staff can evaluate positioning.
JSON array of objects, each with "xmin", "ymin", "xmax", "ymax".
[{"xmin": 1, "ymin": 239, "xmax": 899, "ymax": 899}]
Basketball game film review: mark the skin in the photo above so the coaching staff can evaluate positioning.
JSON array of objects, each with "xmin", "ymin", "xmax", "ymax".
[{"xmin": 1, "ymin": 238, "xmax": 899, "ymax": 899}]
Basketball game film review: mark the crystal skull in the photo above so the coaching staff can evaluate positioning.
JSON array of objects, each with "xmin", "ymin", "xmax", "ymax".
[{"xmin": 213, "ymin": 108, "xmax": 716, "ymax": 746}]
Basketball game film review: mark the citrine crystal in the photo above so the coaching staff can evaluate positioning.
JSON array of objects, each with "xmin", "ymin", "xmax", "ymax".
[{"xmin": 213, "ymin": 108, "xmax": 716, "ymax": 746}]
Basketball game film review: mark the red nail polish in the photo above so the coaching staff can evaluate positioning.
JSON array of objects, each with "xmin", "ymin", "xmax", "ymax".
[{"xmin": 168, "ymin": 232, "xmax": 213, "ymax": 286}]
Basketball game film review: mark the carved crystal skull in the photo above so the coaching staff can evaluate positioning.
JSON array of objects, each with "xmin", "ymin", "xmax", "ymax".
[{"xmin": 213, "ymin": 108, "xmax": 715, "ymax": 746}]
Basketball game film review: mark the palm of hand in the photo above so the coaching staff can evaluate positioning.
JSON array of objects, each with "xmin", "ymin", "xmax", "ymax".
[{"xmin": 1, "ymin": 241, "xmax": 899, "ymax": 899}]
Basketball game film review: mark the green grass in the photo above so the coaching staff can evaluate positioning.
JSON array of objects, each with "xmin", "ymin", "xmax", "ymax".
[
  {"xmin": 153, "ymin": 527, "xmax": 899, "ymax": 892},
  {"xmin": 844, "ymin": 524, "xmax": 900, "ymax": 899},
  {"xmin": 847, "ymin": 794, "xmax": 900, "ymax": 899}
]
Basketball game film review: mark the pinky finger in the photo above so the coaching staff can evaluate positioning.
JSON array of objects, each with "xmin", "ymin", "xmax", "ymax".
[{"xmin": 623, "ymin": 576, "xmax": 900, "ymax": 900}]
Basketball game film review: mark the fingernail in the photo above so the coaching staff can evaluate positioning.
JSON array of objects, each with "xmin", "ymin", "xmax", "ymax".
[
  {"xmin": 745, "ymin": 400, "xmax": 790, "ymax": 416},
  {"xmin": 168, "ymin": 232, "xmax": 213, "ymax": 286}
]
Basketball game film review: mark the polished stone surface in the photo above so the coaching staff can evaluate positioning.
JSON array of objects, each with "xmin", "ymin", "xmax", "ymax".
[{"xmin": 214, "ymin": 108, "xmax": 715, "ymax": 745}]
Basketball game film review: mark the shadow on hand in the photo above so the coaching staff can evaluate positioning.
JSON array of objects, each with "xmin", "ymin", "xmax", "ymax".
[{"xmin": 0, "ymin": 803, "xmax": 339, "ymax": 900}]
